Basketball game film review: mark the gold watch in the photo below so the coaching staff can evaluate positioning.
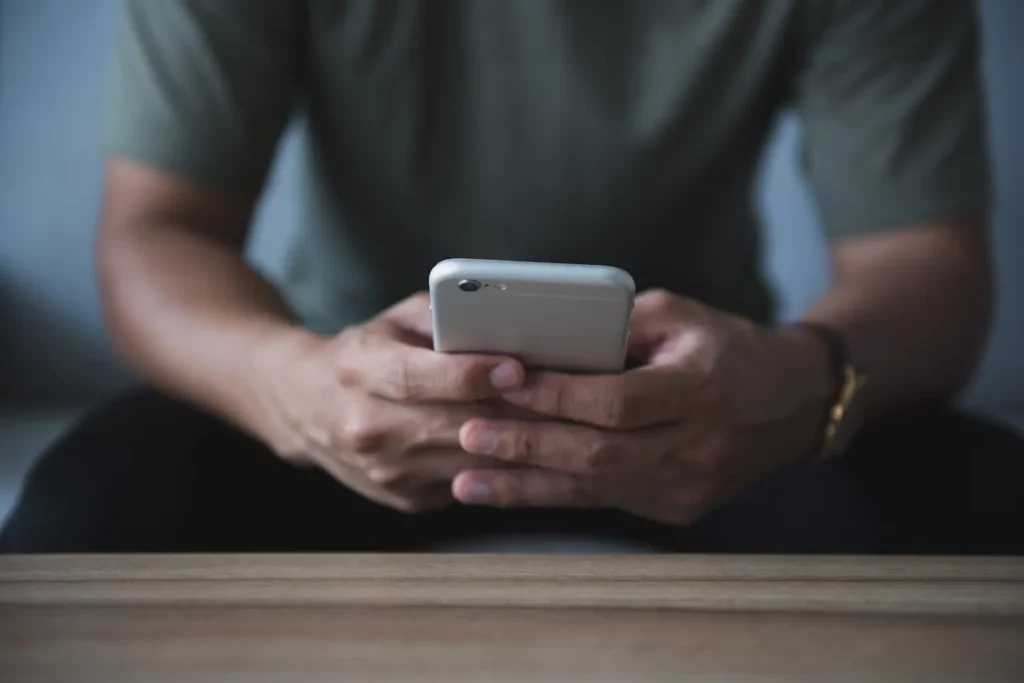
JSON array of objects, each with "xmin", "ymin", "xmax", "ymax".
[{"xmin": 791, "ymin": 322, "xmax": 869, "ymax": 464}]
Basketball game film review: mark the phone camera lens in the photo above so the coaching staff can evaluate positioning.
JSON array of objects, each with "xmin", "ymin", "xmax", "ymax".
[{"xmin": 458, "ymin": 279, "xmax": 481, "ymax": 293}]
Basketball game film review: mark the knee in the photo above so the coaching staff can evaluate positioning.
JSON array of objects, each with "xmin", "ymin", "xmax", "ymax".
[
  {"xmin": 847, "ymin": 406, "xmax": 1024, "ymax": 554},
  {"xmin": 0, "ymin": 390, "xmax": 203, "ymax": 552}
]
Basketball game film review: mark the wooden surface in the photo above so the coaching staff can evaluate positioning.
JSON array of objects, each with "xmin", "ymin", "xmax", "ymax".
[{"xmin": 1, "ymin": 555, "xmax": 1022, "ymax": 682}]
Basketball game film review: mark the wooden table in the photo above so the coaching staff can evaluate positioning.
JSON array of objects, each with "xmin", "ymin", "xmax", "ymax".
[{"xmin": 1, "ymin": 555, "xmax": 1022, "ymax": 682}]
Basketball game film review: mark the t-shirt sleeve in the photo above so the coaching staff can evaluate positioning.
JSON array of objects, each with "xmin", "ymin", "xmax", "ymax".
[
  {"xmin": 104, "ymin": 0, "xmax": 302, "ymax": 195},
  {"xmin": 794, "ymin": 0, "xmax": 991, "ymax": 239}
]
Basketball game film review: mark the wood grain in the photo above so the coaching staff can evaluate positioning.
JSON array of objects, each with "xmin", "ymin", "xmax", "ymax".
[
  {"xmin": 0, "ymin": 605, "xmax": 1022, "ymax": 683},
  {"xmin": 0, "ymin": 555, "xmax": 1022, "ymax": 682},
  {"xmin": 1, "ymin": 555, "xmax": 1022, "ymax": 615}
]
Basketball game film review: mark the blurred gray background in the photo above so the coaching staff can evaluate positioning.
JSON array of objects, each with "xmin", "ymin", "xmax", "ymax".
[{"xmin": 1, "ymin": 1, "xmax": 1022, "ymax": 520}]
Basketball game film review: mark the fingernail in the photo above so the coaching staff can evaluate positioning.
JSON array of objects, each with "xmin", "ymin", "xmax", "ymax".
[
  {"xmin": 461, "ymin": 482, "xmax": 491, "ymax": 504},
  {"xmin": 490, "ymin": 362, "xmax": 521, "ymax": 390},
  {"xmin": 466, "ymin": 427, "xmax": 499, "ymax": 454}
]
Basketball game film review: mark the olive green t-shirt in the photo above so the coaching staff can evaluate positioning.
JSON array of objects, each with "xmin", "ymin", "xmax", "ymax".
[{"xmin": 106, "ymin": 0, "xmax": 990, "ymax": 333}]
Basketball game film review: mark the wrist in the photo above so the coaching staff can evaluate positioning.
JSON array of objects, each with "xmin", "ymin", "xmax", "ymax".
[
  {"xmin": 769, "ymin": 326, "xmax": 838, "ymax": 462},
  {"xmin": 240, "ymin": 322, "xmax": 331, "ymax": 453},
  {"xmin": 251, "ymin": 322, "xmax": 329, "ymax": 371}
]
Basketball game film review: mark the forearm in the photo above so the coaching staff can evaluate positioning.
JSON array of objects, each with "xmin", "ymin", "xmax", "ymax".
[
  {"xmin": 97, "ymin": 223, "xmax": 321, "ymax": 444},
  {"xmin": 799, "ymin": 220, "xmax": 992, "ymax": 420}
]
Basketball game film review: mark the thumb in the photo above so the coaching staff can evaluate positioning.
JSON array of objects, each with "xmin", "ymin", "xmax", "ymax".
[
  {"xmin": 381, "ymin": 346, "xmax": 525, "ymax": 402},
  {"xmin": 338, "ymin": 292, "xmax": 525, "ymax": 402},
  {"xmin": 339, "ymin": 328, "xmax": 525, "ymax": 403},
  {"xmin": 381, "ymin": 292, "xmax": 434, "ymax": 340}
]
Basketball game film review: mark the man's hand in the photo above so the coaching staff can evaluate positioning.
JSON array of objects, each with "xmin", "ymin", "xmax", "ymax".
[
  {"xmin": 257, "ymin": 293, "xmax": 526, "ymax": 513},
  {"xmin": 451, "ymin": 289, "xmax": 835, "ymax": 525},
  {"xmin": 97, "ymin": 162, "xmax": 528, "ymax": 515}
]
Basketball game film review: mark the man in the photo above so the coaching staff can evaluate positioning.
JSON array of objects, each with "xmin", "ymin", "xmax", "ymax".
[{"xmin": 3, "ymin": 0, "xmax": 1022, "ymax": 553}]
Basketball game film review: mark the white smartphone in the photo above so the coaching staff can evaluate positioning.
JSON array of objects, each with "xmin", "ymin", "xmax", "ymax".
[{"xmin": 429, "ymin": 258, "xmax": 635, "ymax": 373}]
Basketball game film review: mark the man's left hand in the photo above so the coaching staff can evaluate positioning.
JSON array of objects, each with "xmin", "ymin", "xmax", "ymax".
[{"xmin": 452, "ymin": 289, "xmax": 836, "ymax": 525}]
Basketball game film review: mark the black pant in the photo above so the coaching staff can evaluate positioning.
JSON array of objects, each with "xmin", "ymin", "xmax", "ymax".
[{"xmin": 2, "ymin": 388, "xmax": 1023, "ymax": 554}]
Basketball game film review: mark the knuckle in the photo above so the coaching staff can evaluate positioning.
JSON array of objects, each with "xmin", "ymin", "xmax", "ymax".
[
  {"xmin": 550, "ymin": 384, "xmax": 572, "ymax": 417},
  {"xmin": 340, "ymin": 420, "xmax": 387, "ymax": 453},
  {"xmin": 367, "ymin": 465, "xmax": 408, "ymax": 488},
  {"xmin": 580, "ymin": 439, "xmax": 614, "ymax": 474},
  {"xmin": 392, "ymin": 495, "xmax": 433, "ymax": 515},
  {"xmin": 491, "ymin": 490, "xmax": 519, "ymax": 509},
  {"xmin": 386, "ymin": 365, "xmax": 414, "ymax": 401},
  {"xmin": 380, "ymin": 361, "xmax": 419, "ymax": 401},
  {"xmin": 335, "ymin": 363, "xmax": 360, "ymax": 389},
  {"xmin": 596, "ymin": 392, "xmax": 629, "ymax": 429},
  {"xmin": 646, "ymin": 288, "xmax": 677, "ymax": 311},
  {"xmin": 687, "ymin": 333, "xmax": 722, "ymax": 380},
  {"xmin": 279, "ymin": 450, "xmax": 313, "ymax": 468},
  {"xmin": 486, "ymin": 477, "xmax": 517, "ymax": 507},
  {"xmin": 508, "ymin": 430, "xmax": 536, "ymax": 463},
  {"xmin": 334, "ymin": 345, "xmax": 364, "ymax": 390},
  {"xmin": 389, "ymin": 496, "xmax": 419, "ymax": 514},
  {"xmin": 442, "ymin": 359, "xmax": 481, "ymax": 398},
  {"xmin": 334, "ymin": 328, "xmax": 381, "ymax": 390}
]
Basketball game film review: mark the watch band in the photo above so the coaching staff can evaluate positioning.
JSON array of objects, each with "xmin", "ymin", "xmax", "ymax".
[
  {"xmin": 788, "ymin": 321, "xmax": 860, "ymax": 464},
  {"xmin": 790, "ymin": 321, "xmax": 849, "ymax": 386}
]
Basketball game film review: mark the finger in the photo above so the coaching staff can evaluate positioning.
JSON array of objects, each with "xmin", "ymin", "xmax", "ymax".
[
  {"xmin": 501, "ymin": 364, "xmax": 702, "ymax": 429},
  {"xmin": 338, "ymin": 398, "xmax": 525, "ymax": 466},
  {"xmin": 338, "ymin": 331, "xmax": 525, "ymax": 402},
  {"xmin": 364, "ymin": 449, "xmax": 501, "ymax": 488},
  {"xmin": 380, "ymin": 292, "xmax": 434, "ymax": 338},
  {"xmin": 629, "ymin": 290, "xmax": 720, "ymax": 368},
  {"xmin": 628, "ymin": 289, "xmax": 681, "ymax": 346},
  {"xmin": 414, "ymin": 452, "xmax": 526, "ymax": 480},
  {"xmin": 459, "ymin": 418, "xmax": 618, "ymax": 474},
  {"xmin": 397, "ymin": 483, "xmax": 459, "ymax": 514},
  {"xmin": 305, "ymin": 447, "xmax": 417, "ymax": 510},
  {"xmin": 452, "ymin": 469, "xmax": 591, "ymax": 508},
  {"xmin": 306, "ymin": 437, "xmax": 460, "ymax": 513},
  {"xmin": 382, "ymin": 400, "xmax": 503, "ymax": 450}
]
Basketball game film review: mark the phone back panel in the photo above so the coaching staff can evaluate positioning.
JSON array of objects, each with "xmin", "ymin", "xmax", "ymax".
[{"xmin": 430, "ymin": 259, "xmax": 635, "ymax": 374}]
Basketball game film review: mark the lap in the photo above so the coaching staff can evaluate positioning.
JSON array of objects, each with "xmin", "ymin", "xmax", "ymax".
[
  {"xmin": 845, "ymin": 406, "xmax": 1024, "ymax": 554},
  {"xmin": 2, "ymin": 388, "xmax": 1021, "ymax": 554},
  {"xmin": 0, "ymin": 390, "xmax": 418, "ymax": 552},
  {"xmin": 0, "ymin": 389, "xmax": 654, "ymax": 552}
]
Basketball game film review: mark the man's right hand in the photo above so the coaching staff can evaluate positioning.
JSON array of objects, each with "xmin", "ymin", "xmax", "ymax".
[
  {"xmin": 255, "ymin": 293, "xmax": 526, "ymax": 513},
  {"xmin": 98, "ymin": 162, "xmax": 524, "ymax": 513}
]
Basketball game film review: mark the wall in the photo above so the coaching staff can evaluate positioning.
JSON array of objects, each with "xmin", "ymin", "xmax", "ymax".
[{"xmin": 1, "ymin": 0, "xmax": 1021, "ymax": 422}]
